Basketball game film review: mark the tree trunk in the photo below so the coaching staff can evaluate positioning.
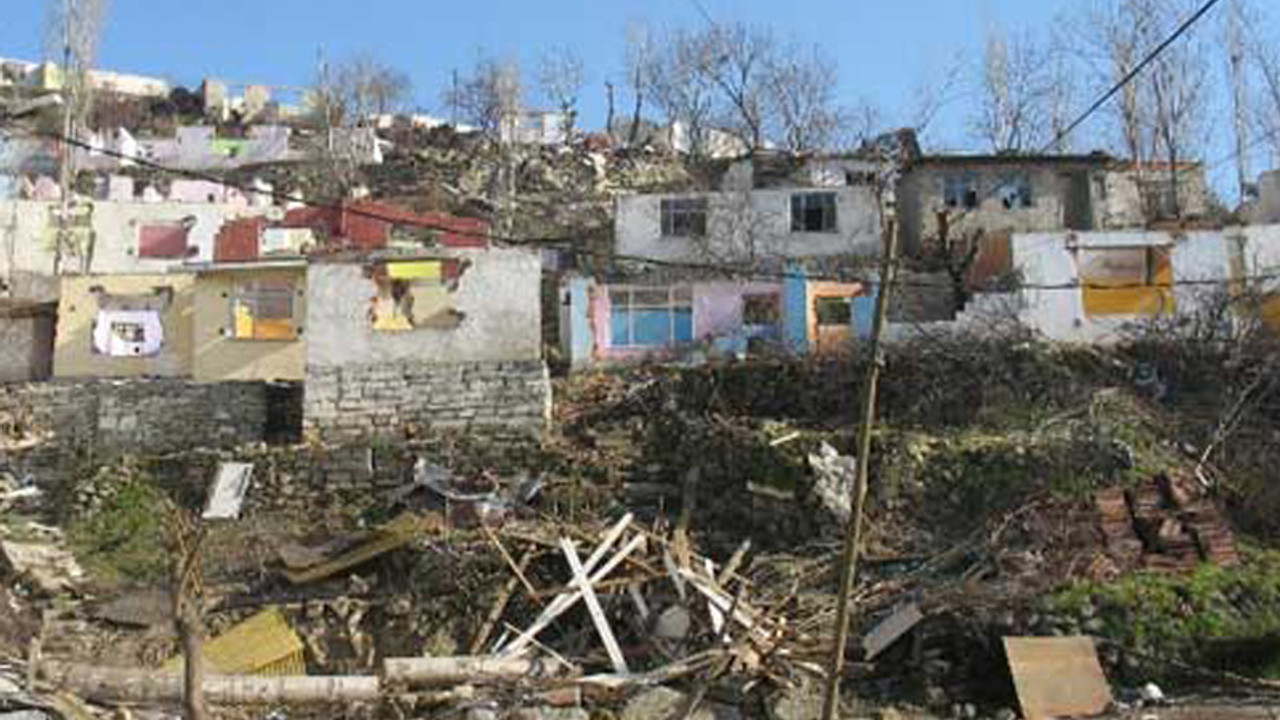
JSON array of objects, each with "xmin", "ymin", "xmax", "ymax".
[
  {"xmin": 383, "ymin": 655, "xmax": 564, "ymax": 687},
  {"xmin": 179, "ymin": 614, "xmax": 206, "ymax": 720},
  {"xmin": 40, "ymin": 662, "xmax": 380, "ymax": 705}
]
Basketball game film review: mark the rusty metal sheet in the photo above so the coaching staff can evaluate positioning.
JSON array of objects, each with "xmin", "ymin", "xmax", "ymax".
[
  {"xmin": 862, "ymin": 602, "xmax": 924, "ymax": 660},
  {"xmin": 1004, "ymin": 637, "xmax": 1112, "ymax": 720}
]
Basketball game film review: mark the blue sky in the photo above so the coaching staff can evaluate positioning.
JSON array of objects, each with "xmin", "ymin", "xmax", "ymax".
[
  {"xmin": 1, "ymin": 0, "xmax": 1271, "ymax": 198},
  {"xmin": 0, "ymin": 1, "xmax": 1073, "ymax": 142}
]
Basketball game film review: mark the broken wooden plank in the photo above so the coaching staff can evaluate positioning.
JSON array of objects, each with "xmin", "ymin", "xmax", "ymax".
[
  {"xmin": 203, "ymin": 462, "xmax": 253, "ymax": 520},
  {"xmin": 382, "ymin": 655, "xmax": 563, "ymax": 687},
  {"xmin": 498, "ymin": 533, "xmax": 645, "ymax": 657},
  {"xmin": 470, "ymin": 550, "xmax": 534, "ymax": 654},
  {"xmin": 561, "ymin": 538, "xmax": 629, "ymax": 674},
  {"xmin": 1003, "ymin": 637, "xmax": 1113, "ymax": 720},
  {"xmin": 283, "ymin": 512, "xmax": 426, "ymax": 585},
  {"xmin": 861, "ymin": 602, "xmax": 924, "ymax": 661}
]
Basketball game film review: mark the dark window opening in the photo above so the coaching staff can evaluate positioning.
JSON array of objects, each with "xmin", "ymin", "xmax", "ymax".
[
  {"xmin": 815, "ymin": 296, "xmax": 852, "ymax": 326},
  {"xmin": 791, "ymin": 192, "xmax": 838, "ymax": 233},
  {"xmin": 743, "ymin": 293, "xmax": 781, "ymax": 325},
  {"xmin": 998, "ymin": 175, "xmax": 1034, "ymax": 209},
  {"xmin": 944, "ymin": 175, "xmax": 979, "ymax": 209},
  {"xmin": 660, "ymin": 198, "xmax": 708, "ymax": 238}
]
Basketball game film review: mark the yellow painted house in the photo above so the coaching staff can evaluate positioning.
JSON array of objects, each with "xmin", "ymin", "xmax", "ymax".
[
  {"xmin": 191, "ymin": 261, "xmax": 307, "ymax": 382},
  {"xmin": 54, "ymin": 262, "xmax": 307, "ymax": 383},
  {"xmin": 54, "ymin": 273, "xmax": 196, "ymax": 379}
]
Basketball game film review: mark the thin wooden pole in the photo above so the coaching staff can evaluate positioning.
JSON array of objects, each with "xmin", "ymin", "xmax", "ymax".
[{"xmin": 820, "ymin": 200, "xmax": 902, "ymax": 720}]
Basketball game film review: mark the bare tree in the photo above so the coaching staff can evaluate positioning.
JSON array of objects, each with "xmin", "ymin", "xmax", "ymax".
[
  {"xmin": 1148, "ymin": 28, "xmax": 1209, "ymax": 216},
  {"xmin": 697, "ymin": 23, "xmax": 775, "ymax": 150},
  {"xmin": 334, "ymin": 54, "xmax": 411, "ymax": 122},
  {"xmin": 1225, "ymin": 0, "xmax": 1253, "ymax": 200},
  {"xmin": 969, "ymin": 24, "xmax": 1052, "ymax": 152},
  {"xmin": 764, "ymin": 44, "xmax": 843, "ymax": 153},
  {"xmin": 646, "ymin": 28, "xmax": 716, "ymax": 156},
  {"xmin": 441, "ymin": 54, "xmax": 522, "ymax": 134},
  {"xmin": 623, "ymin": 21, "xmax": 655, "ymax": 147},
  {"xmin": 538, "ymin": 46, "xmax": 584, "ymax": 140},
  {"xmin": 44, "ymin": 0, "xmax": 107, "ymax": 275},
  {"xmin": 907, "ymin": 51, "xmax": 965, "ymax": 147}
]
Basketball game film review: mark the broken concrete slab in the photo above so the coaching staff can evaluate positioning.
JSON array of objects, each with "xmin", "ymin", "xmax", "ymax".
[
  {"xmin": 203, "ymin": 461, "xmax": 254, "ymax": 520},
  {"xmin": 0, "ymin": 541, "xmax": 84, "ymax": 595},
  {"xmin": 809, "ymin": 442, "xmax": 856, "ymax": 523},
  {"xmin": 1003, "ymin": 637, "xmax": 1112, "ymax": 720},
  {"xmin": 622, "ymin": 687, "xmax": 740, "ymax": 720},
  {"xmin": 862, "ymin": 602, "xmax": 924, "ymax": 661}
]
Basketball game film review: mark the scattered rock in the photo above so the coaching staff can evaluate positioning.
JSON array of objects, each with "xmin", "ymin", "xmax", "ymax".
[
  {"xmin": 653, "ymin": 605, "xmax": 692, "ymax": 641},
  {"xmin": 626, "ymin": 687, "xmax": 739, "ymax": 720}
]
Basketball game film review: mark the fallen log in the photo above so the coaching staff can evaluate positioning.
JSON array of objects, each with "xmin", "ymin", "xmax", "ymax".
[
  {"xmin": 41, "ymin": 662, "xmax": 380, "ymax": 705},
  {"xmin": 382, "ymin": 655, "xmax": 565, "ymax": 687}
]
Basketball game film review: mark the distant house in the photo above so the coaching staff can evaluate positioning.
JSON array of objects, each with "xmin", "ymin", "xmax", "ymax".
[
  {"xmin": 896, "ymin": 153, "xmax": 1213, "ymax": 257},
  {"xmin": 53, "ymin": 273, "xmax": 195, "ymax": 379},
  {"xmin": 563, "ymin": 152, "xmax": 886, "ymax": 367}
]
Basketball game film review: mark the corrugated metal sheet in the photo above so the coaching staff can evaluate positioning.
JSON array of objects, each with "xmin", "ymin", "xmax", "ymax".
[{"xmin": 164, "ymin": 607, "xmax": 304, "ymax": 676}]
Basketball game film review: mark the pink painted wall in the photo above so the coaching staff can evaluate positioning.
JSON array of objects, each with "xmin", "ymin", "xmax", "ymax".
[
  {"xmin": 692, "ymin": 280, "xmax": 781, "ymax": 341},
  {"xmin": 589, "ymin": 280, "xmax": 783, "ymax": 362}
]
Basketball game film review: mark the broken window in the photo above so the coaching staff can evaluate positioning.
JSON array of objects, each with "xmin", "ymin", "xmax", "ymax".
[
  {"xmin": 92, "ymin": 309, "xmax": 163, "ymax": 356},
  {"xmin": 997, "ymin": 174, "xmax": 1034, "ymax": 209},
  {"xmin": 232, "ymin": 278, "xmax": 297, "ymax": 340},
  {"xmin": 369, "ymin": 260, "xmax": 464, "ymax": 332},
  {"xmin": 943, "ymin": 174, "xmax": 979, "ymax": 209},
  {"xmin": 1079, "ymin": 246, "xmax": 1175, "ymax": 316},
  {"xmin": 138, "ymin": 221, "xmax": 194, "ymax": 259},
  {"xmin": 814, "ymin": 296, "xmax": 852, "ymax": 326},
  {"xmin": 660, "ymin": 198, "xmax": 708, "ymax": 238},
  {"xmin": 609, "ymin": 286, "xmax": 693, "ymax": 347},
  {"xmin": 791, "ymin": 192, "xmax": 838, "ymax": 233},
  {"xmin": 742, "ymin": 293, "xmax": 781, "ymax": 325}
]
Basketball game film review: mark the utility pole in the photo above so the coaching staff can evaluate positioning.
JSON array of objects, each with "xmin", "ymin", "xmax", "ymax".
[
  {"xmin": 820, "ymin": 142, "xmax": 906, "ymax": 720},
  {"xmin": 55, "ymin": 0, "xmax": 74, "ymax": 276}
]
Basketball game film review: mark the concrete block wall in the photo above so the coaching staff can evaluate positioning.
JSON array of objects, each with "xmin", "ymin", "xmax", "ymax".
[{"xmin": 303, "ymin": 360, "xmax": 551, "ymax": 443}]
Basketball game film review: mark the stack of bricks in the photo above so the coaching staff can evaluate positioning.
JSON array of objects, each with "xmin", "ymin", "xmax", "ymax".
[{"xmin": 1095, "ymin": 470, "xmax": 1241, "ymax": 574}]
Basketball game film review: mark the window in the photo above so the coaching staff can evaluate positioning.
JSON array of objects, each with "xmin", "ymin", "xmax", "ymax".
[
  {"xmin": 743, "ymin": 294, "xmax": 781, "ymax": 325},
  {"xmin": 369, "ymin": 260, "xmax": 463, "ymax": 332},
  {"xmin": 1079, "ymin": 246, "xmax": 1175, "ymax": 317},
  {"xmin": 609, "ymin": 286, "xmax": 693, "ymax": 347},
  {"xmin": 791, "ymin": 192, "xmax": 838, "ymax": 233},
  {"xmin": 232, "ymin": 278, "xmax": 297, "ymax": 340},
  {"xmin": 814, "ymin": 296, "xmax": 852, "ymax": 326},
  {"xmin": 660, "ymin": 198, "xmax": 708, "ymax": 238},
  {"xmin": 944, "ymin": 174, "xmax": 979, "ymax": 209},
  {"xmin": 997, "ymin": 175, "xmax": 1033, "ymax": 209},
  {"xmin": 92, "ymin": 309, "xmax": 163, "ymax": 356}
]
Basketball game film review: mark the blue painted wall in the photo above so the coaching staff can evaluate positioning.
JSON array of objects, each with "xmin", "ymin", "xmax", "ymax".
[
  {"xmin": 567, "ymin": 277, "xmax": 594, "ymax": 368},
  {"xmin": 782, "ymin": 263, "xmax": 808, "ymax": 354},
  {"xmin": 853, "ymin": 284, "xmax": 877, "ymax": 339}
]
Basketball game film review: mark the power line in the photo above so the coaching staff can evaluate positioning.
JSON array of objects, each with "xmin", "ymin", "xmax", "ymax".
[{"xmin": 1050, "ymin": 0, "xmax": 1224, "ymax": 153}]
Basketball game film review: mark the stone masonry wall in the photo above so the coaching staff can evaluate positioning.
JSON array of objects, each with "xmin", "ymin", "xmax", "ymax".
[
  {"xmin": 304, "ymin": 360, "xmax": 551, "ymax": 443},
  {"xmin": 1, "ymin": 379, "xmax": 269, "ymax": 497}
]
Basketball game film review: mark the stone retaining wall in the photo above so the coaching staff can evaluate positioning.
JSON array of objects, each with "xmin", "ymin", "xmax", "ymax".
[{"xmin": 304, "ymin": 360, "xmax": 551, "ymax": 443}]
